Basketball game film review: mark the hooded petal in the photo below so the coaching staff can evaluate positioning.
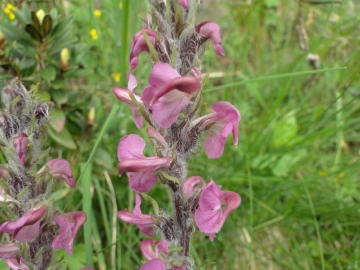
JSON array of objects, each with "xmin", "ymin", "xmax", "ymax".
[
  {"xmin": 196, "ymin": 21, "xmax": 225, "ymax": 56},
  {"xmin": 46, "ymin": 158, "xmax": 76, "ymax": 187},
  {"xmin": 130, "ymin": 29, "xmax": 157, "ymax": 70},
  {"xmin": 140, "ymin": 239, "xmax": 170, "ymax": 260},
  {"xmin": 142, "ymin": 63, "xmax": 201, "ymax": 128},
  {"xmin": 178, "ymin": 0, "xmax": 188, "ymax": 8},
  {"xmin": 118, "ymin": 194, "xmax": 154, "ymax": 236},
  {"xmin": 0, "ymin": 244, "xmax": 20, "ymax": 259},
  {"xmin": 52, "ymin": 211, "xmax": 87, "ymax": 254},
  {"xmin": 140, "ymin": 259, "xmax": 166, "ymax": 270},
  {"xmin": 194, "ymin": 179, "xmax": 241, "ymax": 241},
  {"xmin": 117, "ymin": 135, "xmax": 172, "ymax": 193},
  {"xmin": 183, "ymin": 176, "xmax": 205, "ymax": 198},
  {"xmin": 5, "ymin": 258, "xmax": 29, "ymax": 270},
  {"xmin": 195, "ymin": 101, "xmax": 240, "ymax": 158},
  {"xmin": 13, "ymin": 133, "xmax": 28, "ymax": 165},
  {"xmin": 0, "ymin": 205, "xmax": 47, "ymax": 241}
]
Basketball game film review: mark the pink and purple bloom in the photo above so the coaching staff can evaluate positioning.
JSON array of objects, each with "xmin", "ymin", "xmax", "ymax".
[
  {"xmin": 13, "ymin": 133, "xmax": 28, "ymax": 165},
  {"xmin": 118, "ymin": 194, "xmax": 155, "ymax": 236},
  {"xmin": 194, "ymin": 180, "xmax": 241, "ymax": 241},
  {"xmin": 39, "ymin": 158, "xmax": 76, "ymax": 187},
  {"xmin": 0, "ymin": 244, "xmax": 20, "ymax": 259},
  {"xmin": 141, "ymin": 62, "xmax": 201, "ymax": 128},
  {"xmin": 113, "ymin": 74, "xmax": 143, "ymax": 128},
  {"xmin": 130, "ymin": 29, "xmax": 158, "ymax": 70},
  {"xmin": 5, "ymin": 257, "xmax": 29, "ymax": 270},
  {"xmin": 183, "ymin": 176, "xmax": 206, "ymax": 198},
  {"xmin": 192, "ymin": 101, "xmax": 240, "ymax": 158},
  {"xmin": 140, "ymin": 258, "xmax": 166, "ymax": 270},
  {"xmin": 0, "ymin": 204, "xmax": 47, "ymax": 242},
  {"xmin": 140, "ymin": 239, "xmax": 170, "ymax": 260},
  {"xmin": 52, "ymin": 211, "xmax": 87, "ymax": 255},
  {"xmin": 195, "ymin": 21, "xmax": 225, "ymax": 57},
  {"xmin": 117, "ymin": 134, "xmax": 172, "ymax": 192}
]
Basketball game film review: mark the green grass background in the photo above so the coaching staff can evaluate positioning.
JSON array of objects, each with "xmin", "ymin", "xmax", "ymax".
[{"xmin": 1, "ymin": 0, "xmax": 360, "ymax": 269}]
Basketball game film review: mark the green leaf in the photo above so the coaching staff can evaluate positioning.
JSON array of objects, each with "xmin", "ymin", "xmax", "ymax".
[
  {"xmin": 41, "ymin": 15, "xmax": 53, "ymax": 37},
  {"xmin": 19, "ymin": 56, "xmax": 36, "ymax": 77},
  {"xmin": 51, "ymin": 89, "xmax": 68, "ymax": 106},
  {"xmin": 25, "ymin": 24, "xmax": 42, "ymax": 42},
  {"xmin": 0, "ymin": 21, "xmax": 33, "ymax": 44},
  {"xmin": 49, "ymin": 15, "xmax": 75, "ymax": 40},
  {"xmin": 50, "ymin": 188, "xmax": 70, "ymax": 202},
  {"xmin": 272, "ymin": 149, "xmax": 307, "ymax": 177},
  {"xmin": 47, "ymin": 125, "xmax": 77, "ymax": 149},
  {"xmin": 31, "ymin": 12, "xmax": 41, "ymax": 31},
  {"xmin": 272, "ymin": 111, "xmax": 298, "ymax": 148},
  {"xmin": 55, "ymin": 244, "xmax": 90, "ymax": 270},
  {"xmin": 93, "ymin": 148, "xmax": 113, "ymax": 170},
  {"xmin": 39, "ymin": 66, "xmax": 57, "ymax": 81},
  {"xmin": 49, "ymin": 36, "xmax": 78, "ymax": 53},
  {"xmin": 49, "ymin": 109, "xmax": 66, "ymax": 132},
  {"xmin": 64, "ymin": 68, "xmax": 93, "ymax": 78}
]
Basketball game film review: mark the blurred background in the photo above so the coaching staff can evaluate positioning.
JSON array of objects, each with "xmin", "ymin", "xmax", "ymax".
[{"xmin": 0, "ymin": 0, "xmax": 359, "ymax": 269}]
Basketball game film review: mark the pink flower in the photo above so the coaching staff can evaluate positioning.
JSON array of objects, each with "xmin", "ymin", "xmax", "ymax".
[
  {"xmin": 0, "ymin": 205, "xmax": 47, "ymax": 241},
  {"xmin": 183, "ymin": 176, "xmax": 205, "ymax": 198},
  {"xmin": 140, "ymin": 259, "xmax": 166, "ymax": 270},
  {"xmin": 118, "ymin": 194, "xmax": 154, "ymax": 236},
  {"xmin": 140, "ymin": 239, "xmax": 170, "ymax": 260},
  {"xmin": 113, "ymin": 74, "xmax": 143, "ymax": 128},
  {"xmin": 39, "ymin": 158, "xmax": 76, "ymax": 187},
  {"xmin": 195, "ymin": 21, "xmax": 225, "ymax": 56},
  {"xmin": 130, "ymin": 29, "xmax": 157, "ymax": 70},
  {"xmin": 13, "ymin": 133, "xmax": 28, "ymax": 165},
  {"xmin": 192, "ymin": 101, "xmax": 240, "ymax": 158},
  {"xmin": 141, "ymin": 63, "xmax": 201, "ymax": 128},
  {"xmin": 52, "ymin": 211, "xmax": 87, "ymax": 255},
  {"xmin": 178, "ymin": 0, "xmax": 188, "ymax": 8},
  {"xmin": 194, "ymin": 180, "xmax": 241, "ymax": 241},
  {"xmin": 117, "ymin": 134, "xmax": 172, "ymax": 192},
  {"xmin": 5, "ymin": 258, "xmax": 29, "ymax": 270},
  {"xmin": 0, "ymin": 244, "xmax": 20, "ymax": 259}
]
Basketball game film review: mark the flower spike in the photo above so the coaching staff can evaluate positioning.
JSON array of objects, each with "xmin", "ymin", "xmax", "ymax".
[{"xmin": 196, "ymin": 21, "xmax": 225, "ymax": 57}]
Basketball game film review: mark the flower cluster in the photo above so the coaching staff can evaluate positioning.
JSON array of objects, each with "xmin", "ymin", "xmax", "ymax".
[
  {"xmin": 114, "ymin": 1, "xmax": 241, "ymax": 269},
  {"xmin": 0, "ymin": 79, "xmax": 86, "ymax": 269}
]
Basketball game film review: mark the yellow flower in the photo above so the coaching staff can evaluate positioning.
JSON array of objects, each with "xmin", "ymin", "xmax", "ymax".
[
  {"xmin": 112, "ymin": 72, "xmax": 121, "ymax": 82},
  {"xmin": 36, "ymin": 9, "xmax": 45, "ymax": 23},
  {"xmin": 8, "ymin": 12, "xmax": 15, "ymax": 20},
  {"xmin": 319, "ymin": 170, "xmax": 328, "ymax": 177},
  {"xmin": 119, "ymin": 1, "xmax": 123, "ymax": 9},
  {"xmin": 90, "ymin": 28, "xmax": 98, "ymax": 40},
  {"xmin": 338, "ymin": 173, "xmax": 345, "ymax": 179},
  {"xmin": 6, "ymin": 3, "xmax": 16, "ymax": 11},
  {"xmin": 87, "ymin": 107, "xmax": 95, "ymax": 125},
  {"xmin": 93, "ymin": 9, "xmax": 101, "ymax": 17}
]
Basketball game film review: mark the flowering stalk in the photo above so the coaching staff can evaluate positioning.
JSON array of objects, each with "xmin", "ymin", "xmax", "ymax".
[
  {"xmin": 115, "ymin": 1, "xmax": 241, "ymax": 269},
  {"xmin": 0, "ymin": 78, "xmax": 86, "ymax": 269}
]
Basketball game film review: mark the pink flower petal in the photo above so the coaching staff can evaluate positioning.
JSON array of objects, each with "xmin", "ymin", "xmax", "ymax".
[
  {"xmin": 52, "ymin": 211, "xmax": 87, "ymax": 255},
  {"xmin": 0, "ymin": 244, "xmax": 20, "ymax": 259},
  {"xmin": 130, "ymin": 29, "xmax": 157, "ymax": 70},
  {"xmin": 196, "ymin": 21, "xmax": 225, "ymax": 56},
  {"xmin": 13, "ymin": 133, "xmax": 28, "ymax": 165},
  {"xmin": 140, "ymin": 239, "xmax": 170, "ymax": 260},
  {"xmin": 118, "ymin": 194, "xmax": 154, "ymax": 236},
  {"xmin": 194, "ymin": 179, "xmax": 241, "ymax": 241},
  {"xmin": 142, "ymin": 63, "xmax": 201, "ymax": 128},
  {"xmin": 140, "ymin": 259, "xmax": 166, "ymax": 270},
  {"xmin": 0, "ymin": 205, "xmax": 47, "ymax": 242},
  {"xmin": 5, "ymin": 258, "xmax": 29, "ymax": 270},
  {"xmin": 45, "ymin": 158, "xmax": 76, "ymax": 188},
  {"xmin": 183, "ymin": 176, "xmax": 205, "ymax": 198},
  {"xmin": 193, "ymin": 101, "xmax": 240, "ymax": 158},
  {"xmin": 117, "ymin": 135, "xmax": 172, "ymax": 193},
  {"xmin": 178, "ymin": 0, "xmax": 188, "ymax": 8}
]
